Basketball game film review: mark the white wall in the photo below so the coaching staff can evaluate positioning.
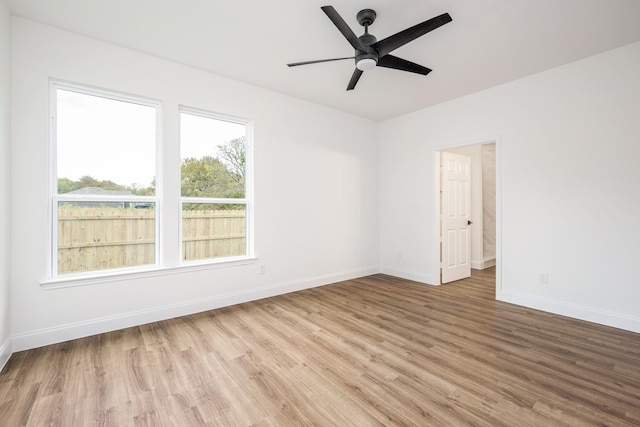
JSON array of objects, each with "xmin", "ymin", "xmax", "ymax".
[
  {"xmin": 380, "ymin": 41, "xmax": 640, "ymax": 332},
  {"xmin": 0, "ymin": 0, "xmax": 11, "ymax": 367},
  {"xmin": 10, "ymin": 17, "xmax": 379, "ymax": 350},
  {"xmin": 482, "ymin": 143, "xmax": 496, "ymax": 264}
]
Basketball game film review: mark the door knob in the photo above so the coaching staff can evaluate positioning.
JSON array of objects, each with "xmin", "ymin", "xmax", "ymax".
[{"xmin": 467, "ymin": 220, "xmax": 473, "ymax": 225}]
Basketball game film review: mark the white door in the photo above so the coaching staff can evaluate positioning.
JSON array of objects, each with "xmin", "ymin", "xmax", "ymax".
[{"xmin": 441, "ymin": 152, "xmax": 471, "ymax": 283}]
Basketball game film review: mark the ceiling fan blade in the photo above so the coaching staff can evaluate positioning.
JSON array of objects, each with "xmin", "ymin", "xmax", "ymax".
[
  {"xmin": 346, "ymin": 68, "xmax": 363, "ymax": 91},
  {"xmin": 287, "ymin": 56, "xmax": 354, "ymax": 67},
  {"xmin": 373, "ymin": 13, "xmax": 452, "ymax": 57},
  {"xmin": 377, "ymin": 55, "xmax": 432, "ymax": 75},
  {"xmin": 321, "ymin": 6, "xmax": 366, "ymax": 51}
]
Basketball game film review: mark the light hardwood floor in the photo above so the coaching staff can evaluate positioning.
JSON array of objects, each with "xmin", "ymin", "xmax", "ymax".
[{"xmin": 1, "ymin": 268, "xmax": 639, "ymax": 426}]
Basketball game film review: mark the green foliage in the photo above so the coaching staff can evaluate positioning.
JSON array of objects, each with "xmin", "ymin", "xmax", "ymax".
[
  {"xmin": 180, "ymin": 155, "xmax": 242, "ymax": 198},
  {"xmin": 181, "ymin": 137, "xmax": 246, "ymax": 210},
  {"xmin": 57, "ymin": 174, "xmax": 154, "ymax": 195},
  {"xmin": 57, "ymin": 177, "xmax": 76, "ymax": 194},
  {"xmin": 182, "ymin": 203, "xmax": 245, "ymax": 212}
]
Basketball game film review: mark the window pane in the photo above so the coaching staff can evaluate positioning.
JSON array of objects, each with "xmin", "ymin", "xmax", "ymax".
[
  {"xmin": 54, "ymin": 85, "xmax": 158, "ymax": 277},
  {"xmin": 57, "ymin": 202, "xmax": 156, "ymax": 274},
  {"xmin": 57, "ymin": 89, "xmax": 157, "ymax": 195},
  {"xmin": 182, "ymin": 203, "xmax": 246, "ymax": 261},
  {"xmin": 180, "ymin": 113, "xmax": 246, "ymax": 198}
]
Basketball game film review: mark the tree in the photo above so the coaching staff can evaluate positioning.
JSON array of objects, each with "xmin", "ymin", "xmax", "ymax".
[
  {"xmin": 57, "ymin": 177, "xmax": 76, "ymax": 194},
  {"xmin": 76, "ymin": 175, "xmax": 122, "ymax": 191},
  {"xmin": 181, "ymin": 156, "xmax": 242, "ymax": 199},
  {"xmin": 57, "ymin": 175, "xmax": 154, "ymax": 195},
  {"xmin": 130, "ymin": 179, "xmax": 155, "ymax": 196},
  {"xmin": 57, "ymin": 175, "xmax": 111, "ymax": 194},
  {"xmin": 217, "ymin": 137, "xmax": 245, "ymax": 184}
]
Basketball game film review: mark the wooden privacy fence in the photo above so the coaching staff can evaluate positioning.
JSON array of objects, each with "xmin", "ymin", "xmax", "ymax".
[
  {"xmin": 57, "ymin": 207, "xmax": 246, "ymax": 274},
  {"xmin": 182, "ymin": 209, "xmax": 246, "ymax": 261}
]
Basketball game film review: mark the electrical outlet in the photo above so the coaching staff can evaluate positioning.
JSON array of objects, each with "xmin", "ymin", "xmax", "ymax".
[
  {"xmin": 259, "ymin": 265, "xmax": 266, "ymax": 275},
  {"xmin": 538, "ymin": 273, "xmax": 549, "ymax": 284},
  {"xmin": 396, "ymin": 251, "xmax": 403, "ymax": 260}
]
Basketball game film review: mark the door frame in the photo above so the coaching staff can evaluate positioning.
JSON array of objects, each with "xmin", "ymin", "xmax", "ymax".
[{"xmin": 432, "ymin": 135, "xmax": 502, "ymax": 297}]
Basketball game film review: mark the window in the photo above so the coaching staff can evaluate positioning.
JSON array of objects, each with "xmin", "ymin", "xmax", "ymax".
[
  {"xmin": 49, "ymin": 82, "xmax": 254, "ymax": 282},
  {"xmin": 180, "ymin": 108, "xmax": 251, "ymax": 262},
  {"xmin": 52, "ymin": 84, "xmax": 160, "ymax": 276}
]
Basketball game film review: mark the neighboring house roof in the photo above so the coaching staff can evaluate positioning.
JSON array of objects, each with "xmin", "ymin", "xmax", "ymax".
[{"xmin": 66, "ymin": 187, "xmax": 132, "ymax": 196}]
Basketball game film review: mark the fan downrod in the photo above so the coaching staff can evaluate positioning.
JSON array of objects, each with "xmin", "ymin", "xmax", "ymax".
[{"xmin": 356, "ymin": 9, "xmax": 376, "ymax": 27}]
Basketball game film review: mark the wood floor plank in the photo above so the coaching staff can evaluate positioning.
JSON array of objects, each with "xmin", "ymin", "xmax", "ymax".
[{"xmin": 2, "ymin": 268, "xmax": 640, "ymax": 426}]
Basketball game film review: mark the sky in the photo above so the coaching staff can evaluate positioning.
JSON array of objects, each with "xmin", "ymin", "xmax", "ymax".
[
  {"xmin": 56, "ymin": 88, "xmax": 246, "ymax": 189},
  {"xmin": 180, "ymin": 111, "xmax": 246, "ymax": 161}
]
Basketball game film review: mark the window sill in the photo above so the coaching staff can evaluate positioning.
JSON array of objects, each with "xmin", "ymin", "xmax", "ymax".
[{"xmin": 41, "ymin": 256, "xmax": 258, "ymax": 290}]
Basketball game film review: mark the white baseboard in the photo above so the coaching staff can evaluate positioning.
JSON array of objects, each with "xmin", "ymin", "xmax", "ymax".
[
  {"xmin": 379, "ymin": 266, "xmax": 436, "ymax": 286},
  {"xmin": 497, "ymin": 290, "xmax": 640, "ymax": 334},
  {"xmin": 471, "ymin": 258, "xmax": 496, "ymax": 270},
  {"xmin": 0, "ymin": 337, "xmax": 11, "ymax": 372},
  {"xmin": 482, "ymin": 258, "xmax": 496, "ymax": 269},
  {"xmin": 12, "ymin": 267, "xmax": 379, "ymax": 352}
]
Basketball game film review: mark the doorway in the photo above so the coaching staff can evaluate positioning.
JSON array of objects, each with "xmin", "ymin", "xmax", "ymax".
[{"xmin": 435, "ymin": 140, "xmax": 498, "ymax": 288}]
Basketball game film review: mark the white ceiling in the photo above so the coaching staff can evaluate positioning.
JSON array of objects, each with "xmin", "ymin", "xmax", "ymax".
[{"xmin": 7, "ymin": 0, "xmax": 640, "ymax": 121}]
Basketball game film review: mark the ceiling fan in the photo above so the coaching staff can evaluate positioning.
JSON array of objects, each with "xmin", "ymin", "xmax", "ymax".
[{"xmin": 287, "ymin": 6, "xmax": 452, "ymax": 91}]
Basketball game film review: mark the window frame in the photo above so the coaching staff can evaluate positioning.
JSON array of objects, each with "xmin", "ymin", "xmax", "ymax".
[
  {"xmin": 49, "ymin": 81, "xmax": 163, "ymax": 279},
  {"xmin": 178, "ymin": 106, "xmax": 254, "ymax": 265},
  {"xmin": 43, "ymin": 82, "xmax": 256, "ymax": 287}
]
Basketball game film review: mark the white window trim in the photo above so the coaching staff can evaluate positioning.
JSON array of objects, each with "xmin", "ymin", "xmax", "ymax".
[
  {"xmin": 42, "ymin": 83, "xmax": 256, "ymax": 288},
  {"xmin": 49, "ymin": 81, "xmax": 163, "ymax": 280}
]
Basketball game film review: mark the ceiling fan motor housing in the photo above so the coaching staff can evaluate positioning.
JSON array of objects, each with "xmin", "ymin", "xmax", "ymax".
[{"xmin": 356, "ymin": 32, "xmax": 378, "ymax": 69}]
